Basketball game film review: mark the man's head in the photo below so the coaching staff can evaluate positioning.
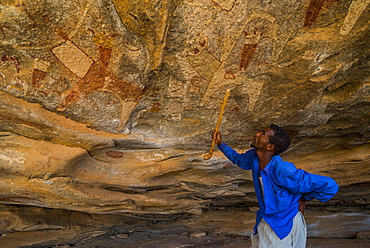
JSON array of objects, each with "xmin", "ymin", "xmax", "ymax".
[
  {"xmin": 268, "ymin": 124, "xmax": 291, "ymax": 155},
  {"xmin": 250, "ymin": 124, "xmax": 291, "ymax": 155}
]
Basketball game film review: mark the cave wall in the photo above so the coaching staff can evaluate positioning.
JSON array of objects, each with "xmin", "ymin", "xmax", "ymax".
[{"xmin": 0, "ymin": 0, "xmax": 369, "ymax": 246}]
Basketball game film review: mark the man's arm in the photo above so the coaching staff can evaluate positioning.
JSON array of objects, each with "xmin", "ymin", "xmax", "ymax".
[
  {"xmin": 212, "ymin": 130, "xmax": 254, "ymax": 170},
  {"xmin": 276, "ymin": 162, "xmax": 339, "ymax": 202}
]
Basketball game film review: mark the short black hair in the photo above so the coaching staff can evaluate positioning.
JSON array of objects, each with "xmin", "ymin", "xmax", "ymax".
[{"xmin": 269, "ymin": 124, "xmax": 291, "ymax": 155}]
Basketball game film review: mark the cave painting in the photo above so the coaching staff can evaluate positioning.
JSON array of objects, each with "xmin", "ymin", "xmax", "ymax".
[
  {"xmin": 187, "ymin": 49, "xmax": 222, "ymax": 82},
  {"xmin": 211, "ymin": 0, "xmax": 236, "ymax": 12},
  {"xmin": 50, "ymin": 30, "xmax": 144, "ymax": 113},
  {"xmin": 239, "ymin": 16, "xmax": 276, "ymax": 70},
  {"xmin": 52, "ymin": 27, "xmax": 145, "ymax": 112},
  {"xmin": 187, "ymin": 32, "xmax": 222, "ymax": 82},
  {"xmin": 1, "ymin": 55, "xmax": 20, "ymax": 73},
  {"xmin": 304, "ymin": 0, "xmax": 340, "ymax": 28},
  {"xmin": 239, "ymin": 28, "xmax": 263, "ymax": 70},
  {"xmin": 190, "ymin": 13, "xmax": 276, "ymax": 109},
  {"xmin": 0, "ymin": 2, "xmax": 144, "ymax": 132},
  {"xmin": 111, "ymin": 0, "xmax": 169, "ymax": 71},
  {"xmin": 52, "ymin": 40, "xmax": 93, "ymax": 78},
  {"xmin": 340, "ymin": 0, "xmax": 370, "ymax": 35},
  {"xmin": 304, "ymin": 0, "xmax": 325, "ymax": 28},
  {"xmin": 0, "ymin": 154, "xmax": 25, "ymax": 165},
  {"xmin": 89, "ymin": 28, "xmax": 117, "ymax": 68}
]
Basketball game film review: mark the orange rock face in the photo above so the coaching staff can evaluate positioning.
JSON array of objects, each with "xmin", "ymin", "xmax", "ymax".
[{"xmin": 0, "ymin": 0, "xmax": 369, "ymax": 246}]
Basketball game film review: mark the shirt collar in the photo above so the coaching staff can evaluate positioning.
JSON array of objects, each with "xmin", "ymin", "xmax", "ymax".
[{"xmin": 262, "ymin": 155, "xmax": 280, "ymax": 173}]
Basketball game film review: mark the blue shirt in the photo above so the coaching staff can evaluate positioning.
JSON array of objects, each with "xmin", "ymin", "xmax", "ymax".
[{"xmin": 218, "ymin": 143, "xmax": 339, "ymax": 239}]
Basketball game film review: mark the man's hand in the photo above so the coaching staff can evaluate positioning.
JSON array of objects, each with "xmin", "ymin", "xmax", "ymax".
[
  {"xmin": 212, "ymin": 130, "xmax": 223, "ymax": 145},
  {"xmin": 298, "ymin": 198, "xmax": 306, "ymax": 215}
]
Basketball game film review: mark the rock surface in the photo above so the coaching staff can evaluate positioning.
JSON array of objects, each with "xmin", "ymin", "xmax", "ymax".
[{"xmin": 0, "ymin": 0, "xmax": 369, "ymax": 247}]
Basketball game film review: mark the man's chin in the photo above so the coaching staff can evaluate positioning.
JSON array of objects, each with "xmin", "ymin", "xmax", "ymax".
[{"xmin": 250, "ymin": 143, "xmax": 256, "ymax": 148}]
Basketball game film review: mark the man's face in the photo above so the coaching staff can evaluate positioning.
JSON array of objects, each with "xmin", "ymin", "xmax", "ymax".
[{"xmin": 250, "ymin": 126, "xmax": 274, "ymax": 150}]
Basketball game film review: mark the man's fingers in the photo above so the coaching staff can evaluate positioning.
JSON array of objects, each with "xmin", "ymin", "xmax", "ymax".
[{"xmin": 212, "ymin": 130, "xmax": 218, "ymax": 137}]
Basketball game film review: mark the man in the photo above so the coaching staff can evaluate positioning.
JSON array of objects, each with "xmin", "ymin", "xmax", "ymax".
[{"xmin": 212, "ymin": 124, "xmax": 339, "ymax": 248}]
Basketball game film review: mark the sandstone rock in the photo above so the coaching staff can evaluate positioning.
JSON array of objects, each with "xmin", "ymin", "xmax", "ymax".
[
  {"xmin": 357, "ymin": 231, "xmax": 370, "ymax": 239},
  {"xmin": 190, "ymin": 231, "xmax": 207, "ymax": 238},
  {"xmin": 0, "ymin": 0, "xmax": 369, "ymax": 247},
  {"xmin": 117, "ymin": 233, "xmax": 129, "ymax": 239}
]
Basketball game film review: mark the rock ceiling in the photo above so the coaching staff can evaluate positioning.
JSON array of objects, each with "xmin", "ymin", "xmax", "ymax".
[{"xmin": 0, "ymin": 0, "xmax": 369, "ymax": 246}]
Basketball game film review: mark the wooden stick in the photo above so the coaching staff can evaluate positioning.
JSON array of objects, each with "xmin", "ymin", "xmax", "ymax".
[{"xmin": 204, "ymin": 89, "xmax": 230, "ymax": 160}]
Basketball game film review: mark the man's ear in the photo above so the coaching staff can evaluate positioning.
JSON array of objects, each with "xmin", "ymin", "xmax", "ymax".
[{"xmin": 267, "ymin": 143, "xmax": 275, "ymax": 152}]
